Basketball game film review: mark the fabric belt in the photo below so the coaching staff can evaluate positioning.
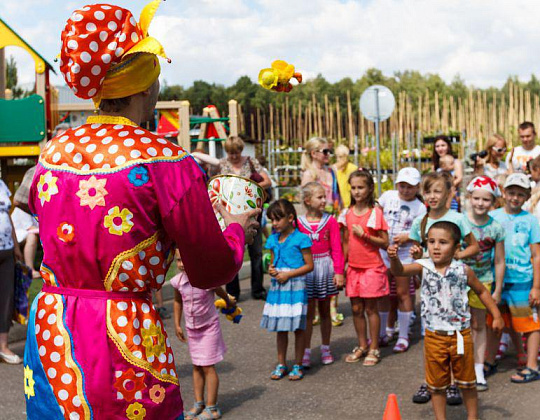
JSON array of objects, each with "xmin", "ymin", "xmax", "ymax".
[
  {"xmin": 428, "ymin": 328, "xmax": 469, "ymax": 355},
  {"xmin": 42, "ymin": 284, "xmax": 150, "ymax": 300}
]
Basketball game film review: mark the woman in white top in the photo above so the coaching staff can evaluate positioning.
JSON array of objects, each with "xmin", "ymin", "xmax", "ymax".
[{"xmin": 474, "ymin": 134, "xmax": 508, "ymax": 178}]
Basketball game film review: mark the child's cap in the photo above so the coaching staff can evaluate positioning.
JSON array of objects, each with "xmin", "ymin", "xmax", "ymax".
[
  {"xmin": 395, "ymin": 167, "xmax": 421, "ymax": 186},
  {"xmin": 466, "ymin": 176, "xmax": 501, "ymax": 197},
  {"xmin": 504, "ymin": 173, "xmax": 531, "ymax": 190}
]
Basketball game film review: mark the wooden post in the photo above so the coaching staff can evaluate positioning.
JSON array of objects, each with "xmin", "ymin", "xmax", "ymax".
[
  {"xmin": 346, "ymin": 90, "xmax": 354, "ymax": 149},
  {"xmin": 324, "ymin": 94, "xmax": 330, "ymax": 137},
  {"xmin": 269, "ymin": 104, "xmax": 274, "ymax": 140},
  {"xmin": 335, "ymin": 97, "xmax": 342, "ymax": 141},
  {"xmin": 228, "ymin": 100, "xmax": 238, "ymax": 137},
  {"xmin": 0, "ymin": 48, "xmax": 5, "ymax": 99},
  {"xmin": 256, "ymin": 107, "xmax": 262, "ymax": 141},
  {"xmin": 178, "ymin": 100, "xmax": 191, "ymax": 151}
]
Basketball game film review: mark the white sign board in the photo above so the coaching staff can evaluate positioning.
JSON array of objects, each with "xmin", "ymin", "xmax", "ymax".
[{"xmin": 359, "ymin": 85, "xmax": 395, "ymax": 122}]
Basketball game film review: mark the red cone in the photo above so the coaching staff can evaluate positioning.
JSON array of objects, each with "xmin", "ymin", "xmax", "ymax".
[{"xmin": 383, "ymin": 394, "xmax": 402, "ymax": 420}]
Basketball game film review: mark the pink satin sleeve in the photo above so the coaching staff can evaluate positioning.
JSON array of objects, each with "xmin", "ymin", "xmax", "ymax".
[
  {"xmin": 153, "ymin": 157, "xmax": 245, "ymax": 289},
  {"xmin": 328, "ymin": 217, "xmax": 345, "ymax": 275}
]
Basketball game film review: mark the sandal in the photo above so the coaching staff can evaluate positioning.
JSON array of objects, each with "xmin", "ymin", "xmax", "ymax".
[
  {"xmin": 412, "ymin": 384, "xmax": 431, "ymax": 404},
  {"xmin": 288, "ymin": 364, "xmax": 304, "ymax": 381},
  {"xmin": 379, "ymin": 335, "xmax": 391, "ymax": 347},
  {"xmin": 270, "ymin": 364, "xmax": 288, "ymax": 380},
  {"xmin": 393, "ymin": 337, "xmax": 410, "ymax": 353},
  {"xmin": 185, "ymin": 401, "xmax": 205, "ymax": 420},
  {"xmin": 321, "ymin": 347, "xmax": 334, "ymax": 365},
  {"xmin": 363, "ymin": 349, "xmax": 381, "ymax": 366},
  {"xmin": 511, "ymin": 367, "xmax": 540, "ymax": 383},
  {"xmin": 484, "ymin": 361, "xmax": 498, "ymax": 378},
  {"xmin": 345, "ymin": 346, "xmax": 367, "ymax": 363},
  {"xmin": 195, "ymin": 405, "xmax": 222, "ymax": 420}
]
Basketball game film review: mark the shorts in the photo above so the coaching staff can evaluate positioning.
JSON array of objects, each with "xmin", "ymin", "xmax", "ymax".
[
  {"xmin": 486, "ymin": 281, "xmax": 540, "ymax": 334},
  {"xmin": 467, "ymin": 282, "xmax": 492, "ymax": 310},
  {"xmin": 424, "ymin": 328, "xmax": 475, "ymax": 391},
  {"xmin": 346, "ymin": 265, "xmax": 388, "ymax": 298}
]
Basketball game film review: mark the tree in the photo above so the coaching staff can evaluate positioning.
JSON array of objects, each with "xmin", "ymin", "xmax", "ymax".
[{"xmin": 6, "ymin": 56, "xmax": 23, "ymax": 98}]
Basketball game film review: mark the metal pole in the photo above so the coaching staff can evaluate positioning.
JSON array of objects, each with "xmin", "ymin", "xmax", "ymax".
[
  {"xmin": 374, "ymin": 89, "xmax": 382, "ymax": 196},
  {"xmin": 392, "ymin": 131, "xmax": 397, "ymax": 182}
]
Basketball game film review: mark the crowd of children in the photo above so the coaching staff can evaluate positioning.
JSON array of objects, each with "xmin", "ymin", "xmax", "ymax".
[{"xmin": 168, "ymin": 143, "xmax": 540, "ymax": 420}]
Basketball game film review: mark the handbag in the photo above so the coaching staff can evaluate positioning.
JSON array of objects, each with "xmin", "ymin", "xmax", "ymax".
[{"xmin": 247, "ymin": 157, "xmax": 264, "ymax": 184}]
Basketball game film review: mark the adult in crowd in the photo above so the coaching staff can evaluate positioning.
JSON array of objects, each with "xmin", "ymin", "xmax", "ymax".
[
  {"xmin": 473, "ymin": 134, "xmax": 508, "ymax": 178},
  {"xmin": 0, "ymin": 178, "xmax": 23, "ymax": 364},
  {"xmin": 301, "ymin": 137, "xmax": 341, "ymax": 215},
  {"xmin": 12, "ymin": 165, "xmax": 41, "ymax": 279},
  {"xmin": 333, "ymin": 144, "xmax": 358, "ymax": 209},
  {"xmin": 217, "ymin": 136, "xmax": 271, "ymax": 301},
  {"xmin": 432, "ymin": 135, "xmax": 463, "ymax": 210},
  {"xmin": 506, "ymin": 121, "xmax": 540, "ymax": 173},
  {"xmin": 23, "ymin": 2, "xmax": 259, "ymax": 418}
]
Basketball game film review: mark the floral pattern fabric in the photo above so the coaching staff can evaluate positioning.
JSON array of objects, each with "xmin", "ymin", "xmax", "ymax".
[{"xmin": 0, "ymin": 180, "xmax": 14, "ymax": 251}]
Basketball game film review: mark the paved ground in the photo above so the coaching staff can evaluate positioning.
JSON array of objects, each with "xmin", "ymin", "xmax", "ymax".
[{"xmin": 2, "ymin": 276, "xmax": 540, "ymax": 419}]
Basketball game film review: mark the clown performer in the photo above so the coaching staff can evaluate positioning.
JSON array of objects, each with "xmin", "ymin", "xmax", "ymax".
[{"xmin": 23, "ymin": 2, "xmax": 260, "ymax": 419}]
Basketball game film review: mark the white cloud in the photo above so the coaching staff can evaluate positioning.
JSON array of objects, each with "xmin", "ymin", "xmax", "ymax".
[{"xmin": 5, "ymin": 0, "xmax": 540, "ymax": 89}]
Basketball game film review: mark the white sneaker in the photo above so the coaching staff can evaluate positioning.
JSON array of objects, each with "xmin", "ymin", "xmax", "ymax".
[{"xmin": 0, "ymin": 351, "xmax": 22, "ymax": 365}]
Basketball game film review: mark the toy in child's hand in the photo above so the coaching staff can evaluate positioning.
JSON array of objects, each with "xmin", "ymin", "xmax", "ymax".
[
  {"xmin": 215, "ymin": 299, "xmax": 243, "ymax": 324},
  {"xmin": 258, "ymin": 60, "xmax": 302, "ymax": 93}
]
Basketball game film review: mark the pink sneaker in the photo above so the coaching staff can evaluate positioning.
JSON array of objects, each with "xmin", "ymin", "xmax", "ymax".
[
  {"xmin": 321, "ymin": 348, "xmax": 334, "ymax": 365},
  {"xmin": 302, "ymin": 349, "xmax": 311, "ymax": 369}
]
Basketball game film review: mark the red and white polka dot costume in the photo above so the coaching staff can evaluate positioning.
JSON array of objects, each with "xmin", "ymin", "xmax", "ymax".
[{"xmin": 23, "ymin": 3, "xmax": 247, "ymax": 419}]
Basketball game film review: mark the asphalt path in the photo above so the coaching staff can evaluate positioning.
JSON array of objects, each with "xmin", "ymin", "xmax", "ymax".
[{"xmin": 1, "ymin": 276, "xmax": 540, "ymax": 419}]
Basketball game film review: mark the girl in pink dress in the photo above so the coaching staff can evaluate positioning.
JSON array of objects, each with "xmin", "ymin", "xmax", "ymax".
[
  {"xmin": 297, "ymin": 182, "xmax": 344, "ymax": 367},
  {"xmin": 339, "ymin": 170, "xmax": 389, "ymax": 367},
  {"xmin": 172, "ymin": 251, "xmax": 235, "ymax": 420}
]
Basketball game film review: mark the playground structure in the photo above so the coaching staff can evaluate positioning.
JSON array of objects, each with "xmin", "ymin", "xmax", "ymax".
[{"xmin": 0, "ymin": 17, "xmax": 58, "ymax": 191}]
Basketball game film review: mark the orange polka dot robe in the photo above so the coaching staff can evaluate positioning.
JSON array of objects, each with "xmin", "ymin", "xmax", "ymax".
[{"xmin": 23, "ymin": 115, "xmax": 246, "ymax": 419}]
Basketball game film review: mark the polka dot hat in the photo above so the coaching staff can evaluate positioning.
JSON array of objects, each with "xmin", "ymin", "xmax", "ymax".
[{"xmin": 60, "ymin": 4, "xmax": 148, "ymax": 99}]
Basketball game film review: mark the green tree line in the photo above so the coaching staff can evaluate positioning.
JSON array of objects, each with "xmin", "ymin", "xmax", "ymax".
[{"xmin": 159, "ymin": 68, "xmax": 540, "ymax": 117}]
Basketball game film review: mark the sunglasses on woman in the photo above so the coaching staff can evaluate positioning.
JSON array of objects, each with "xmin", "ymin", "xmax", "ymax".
[
  {"xmin": 318, "ymin": 149, "xmax": 332, "ymax": 156},
  {"xmin": 492, "ymin": 147, "xmax": 506, "ymax": 153}
]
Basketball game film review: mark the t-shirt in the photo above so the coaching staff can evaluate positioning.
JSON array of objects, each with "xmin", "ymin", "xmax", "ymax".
[
  {"xmin": 418, "ymin": 259, "xmax": 470, "ymax": 332},
  {"xmin": 335, "ymin": 162, "xmax": 358, "ymax": 208},
  {"xmin": 484, "ymin": 161, "xmax": 507, "ymax": 179},
  {"xmin": 462, "ymin": 216, "xmax": 505, "ymax": 284},
  {"xmin": 0, "ymin": 180, "xmax": 14, "ymax": 251},
  {"xmin": 265, "ymin": 229, "xmax": 312, "ymax": 270},
  {"xmin": 378, "ymin": 190, "xmax": 426, "ymax": 267},
  {"xmin": 409, "ymin": 209, "xmax": 472, "ymax": 246},
  {"xmin": 490, "ymin": 208, "xmax": 540, "ymax": 284},
  {"xmin": 338, "ymin": 207, "xmax": 388, "ymax": 269},
  {"xmin": 506, "ymin": 145, "xmax": 540, "ymax": 173}
]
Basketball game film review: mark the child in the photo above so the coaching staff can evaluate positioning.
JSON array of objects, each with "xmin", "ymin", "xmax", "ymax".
[
  {"xmin": 409, "ymin": 171, "xmax": 480, "ymax": 405},
  {"xmin": 389, "ymin": 221, "xmax": 504, "ymax": 420},
  {"xmin": 439, "ymin": 154, "xmax": 455, "ymax": 172},
  {"xmin": 172, "ymin": 251, "xmax": 235, "ymax": 420},
  {"xmin": 487, "ymin": 173, "xmax": 540, "ymax": 383},
  {"xmin": 339, "ymin": 169, "xmax": 389, "ymax": 366},
  {"xmin": 437, "ymin": 156, "xmax": 459, "ymax": 211},
  {"xmin": 261, "ymin": 199, "xmax": 314, "ymax": 381},
  {"xmin": 463, "ymin": 176, "xmax": 505, "ymax": 391},
  {"xmin": 297, "ymin": 182, "xmax": 345, "ymax": 367},
  {"xmin": 379, "ymin": 167, "xmax": 426, "ymax": 353}
]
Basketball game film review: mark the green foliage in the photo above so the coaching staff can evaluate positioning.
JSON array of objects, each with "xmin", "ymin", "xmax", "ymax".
[
  {"xmin": 6, "ymin": 56, "xmax": 24, "ymax": 99},
  {"xmin": 158, "ymin": 68, "xmax": 540, "ymax": 123}
]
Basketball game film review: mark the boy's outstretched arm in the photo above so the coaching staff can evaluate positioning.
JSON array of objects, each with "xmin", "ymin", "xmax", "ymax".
[{"xmin": 467, "ymin": 266, "xmax": 504, "ymax": 332}]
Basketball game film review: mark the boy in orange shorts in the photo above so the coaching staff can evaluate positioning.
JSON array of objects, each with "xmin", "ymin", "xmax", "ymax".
[
  {"xmin": 389, "ymin": 221, "xmax": 503, "ymax": 420},
  {"xmin": 487, "ymin": 173, "xmax": 540, "ymax": 383}
]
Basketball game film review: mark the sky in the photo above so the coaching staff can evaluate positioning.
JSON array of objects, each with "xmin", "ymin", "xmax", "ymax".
[{"xmin": 2, "ymin": 0, "xmax": 540, "ymax": 90}]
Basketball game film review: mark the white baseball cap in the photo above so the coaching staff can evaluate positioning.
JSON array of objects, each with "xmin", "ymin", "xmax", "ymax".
[
  {"xmin": 395, "ymin": 167, "xmax": 421, "ymax": 186},
  {"xmin": 504, "ymin": 172, "xmax": 531, "ymax": 190}
]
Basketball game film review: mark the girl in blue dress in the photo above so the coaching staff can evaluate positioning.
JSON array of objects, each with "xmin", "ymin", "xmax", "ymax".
[{"xmin": 261, "ymin": 199, "xmax": 314, "ymax": 381}]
